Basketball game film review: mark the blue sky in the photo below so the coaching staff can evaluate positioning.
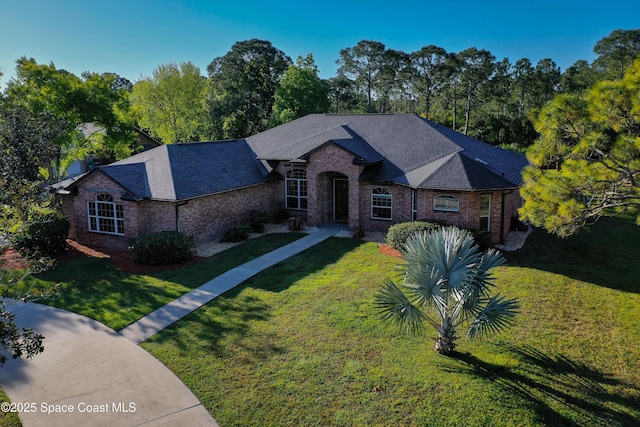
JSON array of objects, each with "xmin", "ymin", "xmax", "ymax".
[{"xmin": 1, "ymin": 0, "xmax": 639, "ymax": 84}]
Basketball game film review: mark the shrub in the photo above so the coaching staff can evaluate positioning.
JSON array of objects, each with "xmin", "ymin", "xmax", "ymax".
[
  {"xmin": 465, "ymin": 228, "xmax": 494, "ymax": 250},
  {"xmin": 288, "ymin": 216, "xmax": 304, "ymax": 231},
  {"xmin": 386, "ymin": 221, "xmax": 439, "ymax": 250},
  {"xmin": 130, "ymin": 231, "xmax": 195, "ymax": 266},
  {"xmin": 220, "ymin": 224, "xmax": 252, "ymax": 243},
  {"xmin": 11, "ymin": 212, "xmax": 70, "ymax": 258},
  {"xmin": 248, "ymin": 210, "xmax": 270, "ymax": 233}
]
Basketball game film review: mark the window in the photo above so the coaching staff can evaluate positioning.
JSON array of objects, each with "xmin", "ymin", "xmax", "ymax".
[
  {"xmin": 371, "ymin": 188, "xmax": 392, "ymax": 220},
  {"xmin": 286, "ymin": 168, "xmax": 307, "ymax": 210},
  {"xmin": 434, "ymin": 195, "xmax": 459, "ymax": 212},
  {"xmin": 480, "ymin": 194, "xmax": 491, "ymax": 231},
  {"xmin": 88, "ymin": 193, "xmax": 124, "ymax": 235}
]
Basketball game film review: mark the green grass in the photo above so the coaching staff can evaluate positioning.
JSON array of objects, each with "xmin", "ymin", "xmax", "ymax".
[
  {"xmin": 0, "ymin": 388, "xmax": 21, "ymax": 427},
  {"xmin": 26, "ymin": 233, "xmax": 304, "ymax": 330},
  {"xmin": 139, "ymin": 219, "xmax": 640, "ymax": 426}
]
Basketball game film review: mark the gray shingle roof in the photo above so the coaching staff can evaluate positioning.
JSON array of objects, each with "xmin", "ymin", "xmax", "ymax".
[
  {"xmin": 58, "ymin": 114, "xmax": 528, "ymax": 200},
  {"xmin": 247, "ymin": 113, "xmax": 528, "ymax": 190},
  {"xmin": 62, "ymin": 140, "xmax": 268, "ymax": 201}
]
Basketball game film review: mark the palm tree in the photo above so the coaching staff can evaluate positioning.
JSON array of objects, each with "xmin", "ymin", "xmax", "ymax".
[{"xmin": 375, "ymin": 227, "xmax": 519, "ymax": 355}]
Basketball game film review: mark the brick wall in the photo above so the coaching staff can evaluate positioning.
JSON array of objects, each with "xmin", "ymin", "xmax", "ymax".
[
  {"xmin": 305, "ymin": 144, "xmax": 365, "ymax": 230},
  {"xmin": 61, "ymin": 171, "xmax": 282, "ymax": 250},
  {"xmin": 60, "ymin": 171, "xmax": 139, "ymax": 250},
  {"xmin": 176, "ymin": 183, "xmax": 281, "ymax": 244},
  {"xmin": 359, "ymin": 183, "xmax": 413, "ymax": 232}
]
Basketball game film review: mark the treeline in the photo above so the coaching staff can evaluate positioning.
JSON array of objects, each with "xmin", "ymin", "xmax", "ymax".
[
  {"xmin": 129, "ymin": 28, "xmax": 639, "ymax": 149},
  {"xmin": 132, "ymin": 30, "xmax": 640, "ymax": 148},
  {"xmin": 1, "ymin": 29, "xmax": 639, "ymax": 186}
]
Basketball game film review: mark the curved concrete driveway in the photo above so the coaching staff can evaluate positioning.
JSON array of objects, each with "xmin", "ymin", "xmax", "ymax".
[{"xmin": 0, "ymin": 302, "xmax": 218, "ymax": 426}]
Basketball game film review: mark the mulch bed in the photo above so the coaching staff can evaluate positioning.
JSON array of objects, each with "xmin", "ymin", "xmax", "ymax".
[
  {"xmin": 378, "ymin": 243, "xmax": 403, "ymax": 259},
  {"xmin": 2, "ymin": 240, "xmax": 205, "ymax": 274},
  {"xmin": 4, "ymin": 240, "xmax": 400, "ymax": 274},
  {"xmin": 0, "ymin": 248, "xmax": 30, "ymax": 271}
]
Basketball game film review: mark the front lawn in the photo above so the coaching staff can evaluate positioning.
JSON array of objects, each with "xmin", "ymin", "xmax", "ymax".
[
  {"xmin": 28, "ymin": 233, "xmax": 304, "ymax": 330},
  {"xmin": 141, "ymin": 219, "xmax": 640, "ymax": 426}
]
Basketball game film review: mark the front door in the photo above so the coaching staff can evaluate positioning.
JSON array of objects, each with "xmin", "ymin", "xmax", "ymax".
[{"xmin": 333, "ymin": 178, "xmax": 349, "ymax": 222}]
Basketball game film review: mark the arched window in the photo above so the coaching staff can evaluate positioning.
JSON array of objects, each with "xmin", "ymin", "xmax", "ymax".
[
  {"xmin": 88, "ymin": 193, "xmax": 124, "ymax": 235},
  {"xmin": 285, "ymin": 168, "xmax": 307, "ymax": 210},
  {"xmin": 371, "ymin": 188, "xmax": 392, "ymax": 220},
  {"xmin": 434, "ymin": 195, "xmax": 459, "ymax": 212}
]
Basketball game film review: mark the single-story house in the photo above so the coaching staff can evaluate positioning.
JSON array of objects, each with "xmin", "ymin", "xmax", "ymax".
[{"xmin": 54, "ymin": 113, "xmax": 529, "ymax": 250}]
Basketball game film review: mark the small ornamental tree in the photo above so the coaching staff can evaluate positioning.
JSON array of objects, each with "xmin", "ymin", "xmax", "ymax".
[{"xmin": 375, "ymin": 227, "xmax": 519, "ymax": 355}]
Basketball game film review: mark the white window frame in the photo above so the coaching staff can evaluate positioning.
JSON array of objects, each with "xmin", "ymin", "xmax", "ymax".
[
  {"xmin": 434, "ymin": 195, "xmax": 460, "ymax": 212},
  {"xmin": 285, "ymin": 168, "xmax": 307, "ymax": 210},
  {"xmin": 480, "ymin": 194, "xmax": 491, "ymax": 231},
  {"xmin": 87, "ymin": 193, "xmax": 124, "ymax": 235},
  {"xmin": 371, "ymin": 187, "xmax": 392, "ymax": 220}
]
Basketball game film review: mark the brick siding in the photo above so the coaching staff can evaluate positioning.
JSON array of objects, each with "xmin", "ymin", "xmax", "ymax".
[
  {"xmin": 61, "ymin": 170, "xmax": 282, "ymax": 250},
  {"xmin": 62, "ymin": 145, "xmax": 521, "ymax": 250}
]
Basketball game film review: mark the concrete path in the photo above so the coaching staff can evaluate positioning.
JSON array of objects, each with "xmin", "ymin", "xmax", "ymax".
[
  {"xmin": 0, "ymin": 302, "xmax": 217, "ymax": 427},
  {"xmin": 120, "ymin": 228, "xmax": 338, "ymax": 344},
  {"xmin": 0, "ymin": 227, "xmax": 340, "ymax": 426}
]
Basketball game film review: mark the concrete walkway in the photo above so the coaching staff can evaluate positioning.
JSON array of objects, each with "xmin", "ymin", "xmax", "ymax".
[
  {"xmin": 0, "ymin": 227, "xmax": 339, "ymax": 426},
  {"xmin": 120, "ymin": 227, "xmax": 338, "ymax": 344}
]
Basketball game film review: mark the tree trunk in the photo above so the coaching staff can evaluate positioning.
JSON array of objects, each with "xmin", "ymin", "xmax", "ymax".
[
  {"xmin": 434, "ymin": 321, "xmax": 457, "ymax": 355},
  {"xmin": 463, "ymin": 91, "xmax": 472, "ymax": 136},
  {"xmin": 452, "ymin": 81, "xmax": 457, "ymax": 131}
]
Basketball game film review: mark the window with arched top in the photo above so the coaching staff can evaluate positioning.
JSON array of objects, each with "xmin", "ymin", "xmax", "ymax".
[
  {"xmin": 371, "ymin": 187, "xmax": 392, "ymax": 220},
  {"xmin": 285, "ymin": 168, "xmax": 307, "ymax": 210},
  {"xmin": 88, "ymin": 193, "xmax": 124, "ymax": 235},
  {"xmin": 433, "ymin": 195, "xmax": 459, "ymax": 212}
]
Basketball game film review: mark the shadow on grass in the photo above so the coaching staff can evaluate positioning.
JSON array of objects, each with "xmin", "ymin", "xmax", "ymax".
[
  {"xmin": 31, "ymin": 233, "xmax": 307, "ymax": 330},
  {"xmin": 448, "ymin": 343, "xmax": 640, "ymax": 426},
  {"xmin": 32, "ymin": 257, "xmax": 196, "ymax": 330},
  {"xmin": 147, "ymin": 238, "xmax": 366, "ymax": 359},
  {"xmin": 505, "ymin": 218, "xmax": 640, "ymax": 294}
]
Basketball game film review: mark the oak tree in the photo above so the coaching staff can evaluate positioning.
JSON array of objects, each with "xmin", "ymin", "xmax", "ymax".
[{"xmin": 131, "ymin": 61, "xmax": 210, "ymax": 143}]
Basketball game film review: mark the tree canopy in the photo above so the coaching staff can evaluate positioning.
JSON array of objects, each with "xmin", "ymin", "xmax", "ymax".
[
  {"xmin": 519, "ymin": 58, "xmax": 640, "ymax": 236},
  {"xmin": 3, "ymin": 57, "xmax": 135, "ymax": 181},
  {"xmin": 208, "ymin": 39, "xmax": 291, "ymax": 139},
  {"xmin": 271, "ymin": 54, "xmax": 330, "ymax": 125},
  {"xmin": 131, "ymin": 61, "xmax": 210, "ymax": 143}
]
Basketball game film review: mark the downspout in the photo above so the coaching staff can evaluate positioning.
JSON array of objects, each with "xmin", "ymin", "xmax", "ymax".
[{"xmin": 501, "ymin": 189, "xmax": 513, "ymax": 244}]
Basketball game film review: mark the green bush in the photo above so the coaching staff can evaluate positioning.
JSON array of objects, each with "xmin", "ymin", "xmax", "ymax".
[
  {"xmin": 248, "ymin": 210, "xmax": 270, "ymax": 233},
  {"xmin": 465, "ymin": 228, "xmax": 494, "ymax": 250},
  {"xmin": 386, "ymin": 221, "xmax": 439, "ymax": 250},
  {"xmin": 130, "ymin": 231, "xmax": 195, "ymax": 266},
  {"xmin": 11, "ymin": 212, "xmax": 70, "ymax": 257},
  {"xmin": 220, "ymin": 224, "xmax": 252, "ymax": 243}
]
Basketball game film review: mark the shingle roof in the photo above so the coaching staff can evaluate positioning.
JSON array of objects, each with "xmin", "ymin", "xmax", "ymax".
[
  {"xmin": 247, "ymin": 113, "xmax": 528, "ymax": 190},
  {"xmin": 61, "ymin": 140, "xmax": 268, "ymax": 201},
  {"xmin": 57, "ymin": 114, "xmax": 528, "ymax": 200}
]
